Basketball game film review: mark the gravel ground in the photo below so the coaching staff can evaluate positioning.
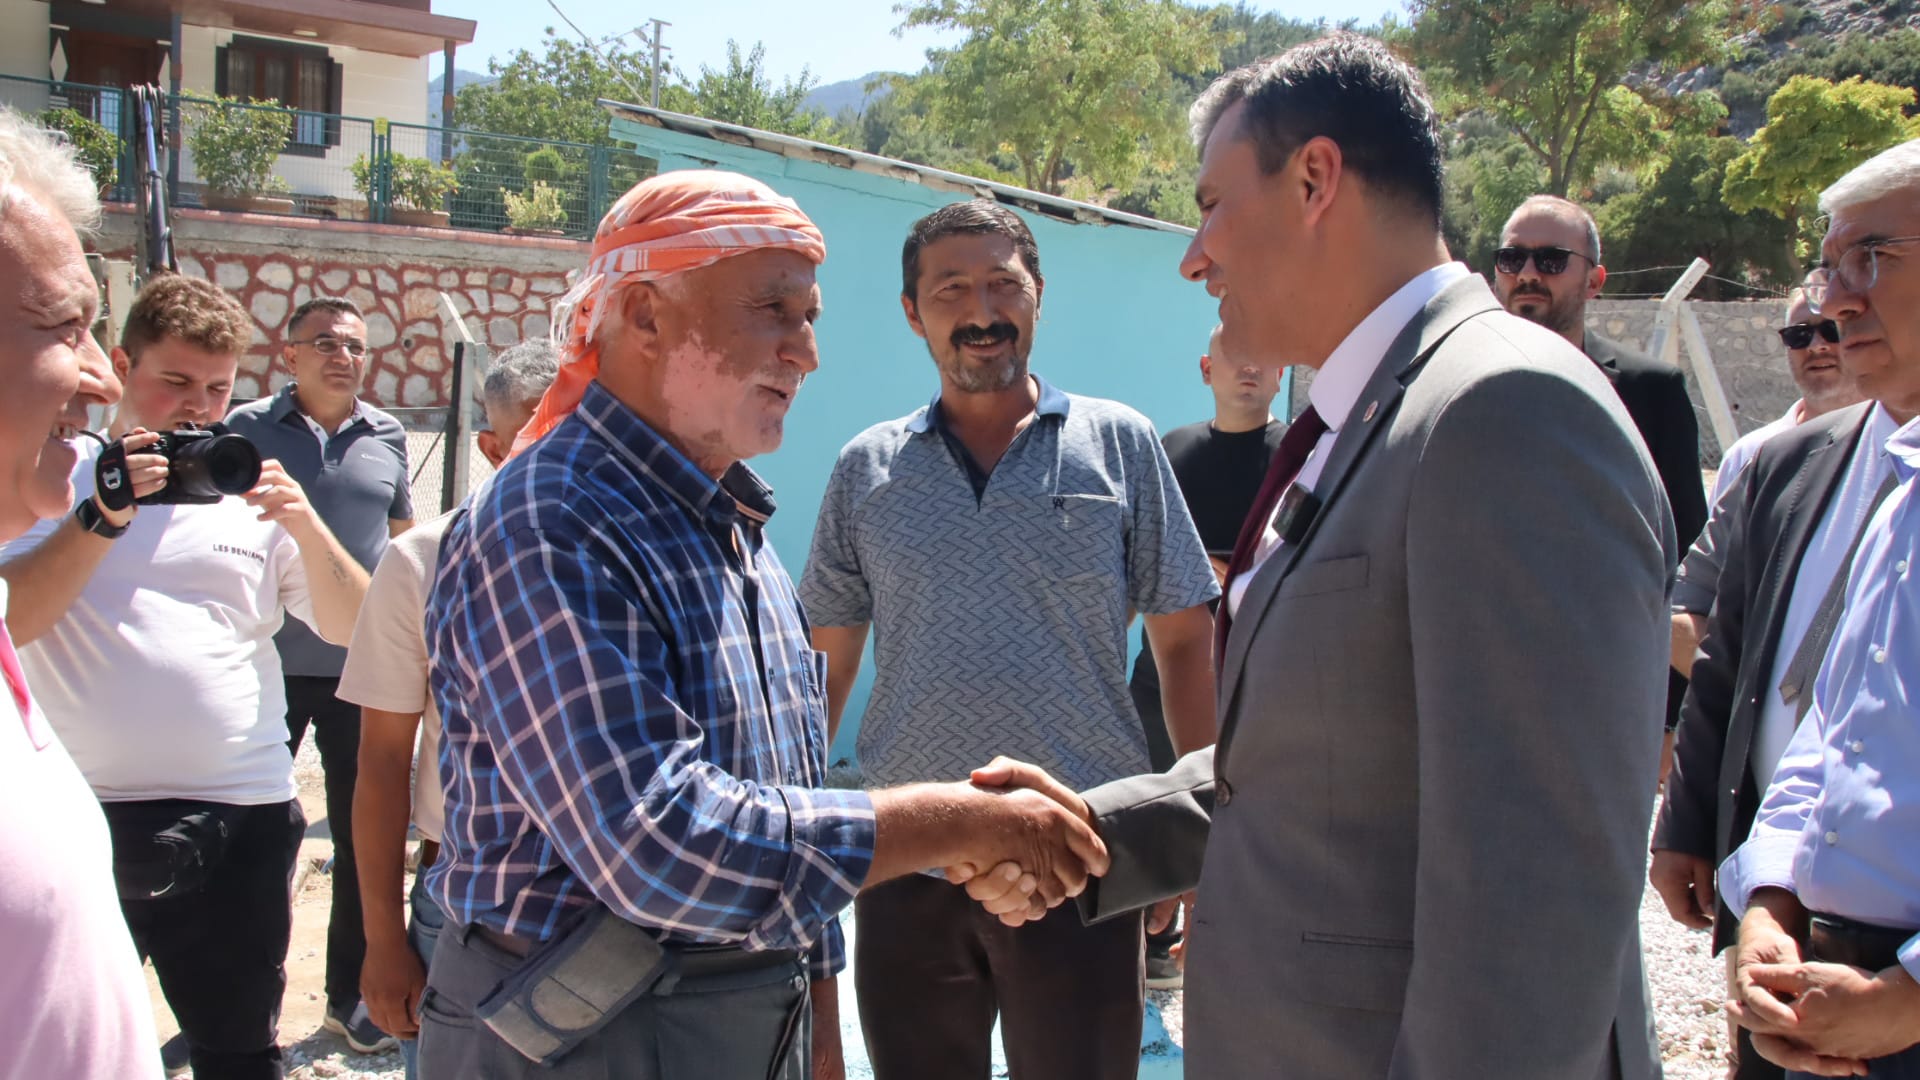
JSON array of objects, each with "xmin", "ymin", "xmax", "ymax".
[{"xmin": 244, "ymin": 760, "xmax": 1734, "ymax": 1080}]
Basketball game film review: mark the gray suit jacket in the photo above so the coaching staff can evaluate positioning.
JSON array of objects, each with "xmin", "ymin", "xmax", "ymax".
[{"xmin": 1078, "ymin": 276, "xmax": 1676, "ymax": 1079}]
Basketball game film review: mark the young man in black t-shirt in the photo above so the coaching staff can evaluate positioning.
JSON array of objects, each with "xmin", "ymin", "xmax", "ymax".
[{"xmin": 1129, "ymin": 325, "xmax": 1284, "ymax": 988}]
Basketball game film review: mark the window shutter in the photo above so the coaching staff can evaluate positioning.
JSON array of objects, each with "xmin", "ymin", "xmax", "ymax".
[
  {"xmin": 326, "ymin": 59, "xmax": 342, "ymax": 146},
  {"xmin": 214, "ymin": 45, "xmax": 228, "ymax": 97}
]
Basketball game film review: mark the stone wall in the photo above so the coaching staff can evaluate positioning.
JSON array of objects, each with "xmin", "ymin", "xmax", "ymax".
[
  {"xmin": 1288, "ymin": 296, "xmax": 1793, "ymax": 464},
  {"xmin": 96, "ymin": 208, "xmax": 588, "ymax": 408},
  {"xmin": 1589, "ymin": 297, "xmax": 1792, "ymax": 462}
]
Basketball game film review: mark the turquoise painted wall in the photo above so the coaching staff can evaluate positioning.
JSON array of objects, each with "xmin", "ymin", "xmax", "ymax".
[{"xmin": 613, "ymin": 122, "xmax": 1225, "ymax": 767}]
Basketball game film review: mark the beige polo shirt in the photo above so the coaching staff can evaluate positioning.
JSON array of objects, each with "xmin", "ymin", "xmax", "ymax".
[{"xmin": 338, "ymin": 512, "xmax": 455, "ymax": 842}]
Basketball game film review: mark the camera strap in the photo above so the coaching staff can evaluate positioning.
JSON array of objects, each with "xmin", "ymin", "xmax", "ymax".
[{"xmin": 93, "ymin": 440, "xmax": 135, "ymax": 513}]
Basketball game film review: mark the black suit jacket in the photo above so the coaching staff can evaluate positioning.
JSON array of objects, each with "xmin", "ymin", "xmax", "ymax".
[
  {"xmin": 1654, "ymin": 403, "xmax": 1872, "ymax": 951},
  {"xmin": 1586, "ymin": 334, "xmax": 1709, "ymax": 729}
]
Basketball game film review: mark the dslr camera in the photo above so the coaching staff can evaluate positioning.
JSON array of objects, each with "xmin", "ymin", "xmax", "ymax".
[{"xmin": 95, "ymin": 424, "xmax": 263, "ymax": 512}]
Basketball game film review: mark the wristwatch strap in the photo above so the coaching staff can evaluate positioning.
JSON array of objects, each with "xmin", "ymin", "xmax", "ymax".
[{"xmin": 74, "ymin": 497, "xmax": 128, "ymax": 539}]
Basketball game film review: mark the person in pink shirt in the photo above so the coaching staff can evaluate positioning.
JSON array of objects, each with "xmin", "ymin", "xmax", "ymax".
[{"xmin": 0, "ymin": 106, "xmax": 163, "ymax": 1080}]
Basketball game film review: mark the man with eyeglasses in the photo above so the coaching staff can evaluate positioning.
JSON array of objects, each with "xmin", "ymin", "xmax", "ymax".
[
  {"xmin": 1713, "ymin": 137, "xmax": 1920, "ymax": 1079},
  {"xmin": 1654, "ymin": 281, "xmax": 1886, "ymax": 1080},
  {"xmin": 224, "ymin": 295, "xmax": 415, "ymax": 1055},
  {"xmin": 1494, "ymin": 194, "xmax": 1708, "ymax": 781}
]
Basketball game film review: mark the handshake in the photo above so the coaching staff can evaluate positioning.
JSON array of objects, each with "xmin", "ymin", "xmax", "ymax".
[{"xmin": 872, "ymin": 757, "xmax": 1103, "ymax": 925}]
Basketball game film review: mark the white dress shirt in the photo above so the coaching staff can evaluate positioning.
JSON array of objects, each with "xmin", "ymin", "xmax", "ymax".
[
  {"xmin": 1720, "ymin": 414, "xmax": 1920, "ymax": 982},
  {"xmin": 1710, "ymin": 400, "xmax": 1807, "ymax": 507},
  {"xmin": 1749, "ymin": 404, "xmax": 1900, "ymax": 777},
  {"xmin": 1228, "ymin": 261, "xmax": 1472, "ymax": 617}
]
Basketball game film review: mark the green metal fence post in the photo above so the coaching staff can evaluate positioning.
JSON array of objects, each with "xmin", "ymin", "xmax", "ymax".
[
  {"xmin": 372, "ymin": 120, "xmax": 391, "ymax": 224},
  {"xmin": 588, "ymin": 146, "xmax": 610, "ymax": 233}
]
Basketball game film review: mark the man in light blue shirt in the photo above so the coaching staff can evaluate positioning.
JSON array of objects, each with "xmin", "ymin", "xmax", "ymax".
[{"xmin": 1718, "ymin": 140, "xmax": 1920, "ymax": 1079}]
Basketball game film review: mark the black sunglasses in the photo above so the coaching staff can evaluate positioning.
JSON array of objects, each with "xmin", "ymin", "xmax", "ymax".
[
  {"xmin": 1777, "ymin": 320, "xmax": 1840, "ymax": 350},
  {"xmin": 1494, "ymin": 245, "xmax": 1592, "ymax": 276}
]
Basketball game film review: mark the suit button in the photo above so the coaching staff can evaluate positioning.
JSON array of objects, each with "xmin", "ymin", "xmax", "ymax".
[
  {"xmin": 1824, "ymin": 830, "xmax": 1840, "ymax": 845},
  {"xmin": 1850, "ymin": 740, "xmax": 1865, "ymax": 754},
  {"xmin": 1217, "ymin": 779, "xmax": 1235, "ymax": 807},
  {"xmin": 1873, "ymin": 647, "xmax": 1888, "ymax": 664}
]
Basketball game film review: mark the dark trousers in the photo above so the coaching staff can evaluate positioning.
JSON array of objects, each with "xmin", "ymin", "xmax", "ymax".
[
  {"xmin": 416, "ymin": 924, "xmax": 810, "ymax": 1079},
  {"xmin": 119, "ymin": 798, "xmax": 305, "ymax": 1080},
  {"xmin": 285, "ymin": 674, "xmax": 365, "ymax": 1009},
  {"xmin": 854, "ymin": 873, "xmax": 1144, "ymax": 1080}
]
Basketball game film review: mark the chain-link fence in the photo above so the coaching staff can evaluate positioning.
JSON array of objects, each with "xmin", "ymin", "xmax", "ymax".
[
  {"xmin": 389, "ymin": 120, "xmax": 653, "ymax": 239},
  {"xmin": 0, "ymin": 73, "xmax": 137, "ymax": 203},
  {"xmin": 390, "ymin": 407, "xmax": 497, "ymax": 519}
]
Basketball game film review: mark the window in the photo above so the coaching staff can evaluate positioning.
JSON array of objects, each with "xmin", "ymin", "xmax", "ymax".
[{"xmin": 215, "ymin": 36, "xmax": 343, "ymax": 154}]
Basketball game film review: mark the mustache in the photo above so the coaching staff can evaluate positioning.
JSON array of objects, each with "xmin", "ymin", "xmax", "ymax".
[
  {"xmin": 951, "ymin": 322, "xmax": 1019, "ymax": 348},
  {"xmin": 1511, "ymin": 284, "xmax": 1553, "ymax": 299}
]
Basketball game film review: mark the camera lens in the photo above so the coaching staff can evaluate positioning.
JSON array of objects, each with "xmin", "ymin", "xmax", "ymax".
[{"xmin": 169, "ymin": 433, "xmax": 262, "ymax": 498}]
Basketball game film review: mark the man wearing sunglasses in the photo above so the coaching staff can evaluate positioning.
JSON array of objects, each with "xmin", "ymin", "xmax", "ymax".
[
  {"xmin": 1494, "ymin": 195, "xmax": 1708, "ymax": 780},
  {"xmin": 224, "ymin": 295, "xmax": 415, "ymax": 1055}
]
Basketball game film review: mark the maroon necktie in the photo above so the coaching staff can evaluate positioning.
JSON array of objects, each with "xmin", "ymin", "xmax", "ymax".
[{"xmin": 1214, "ymin": 405, "xmax": 1329, "ymax": 666}]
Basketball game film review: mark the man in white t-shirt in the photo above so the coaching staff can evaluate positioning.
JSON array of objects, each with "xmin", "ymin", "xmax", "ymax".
[
  {"xmin": 0, "ymin": 105, "xmax": 163, "ymax": 1080},
  {"xmin": 341, "ymin": 339, "xmax": 558, "ymax": 1078},
  {"xmin": 0, "ymin": 274, "xmax": 371, "ymax": 1080}
]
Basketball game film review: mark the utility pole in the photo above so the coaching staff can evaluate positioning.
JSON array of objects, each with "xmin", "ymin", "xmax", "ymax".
[{"xmin": 641, "ymin": 19, "xmax": 670, "ymax": 108}]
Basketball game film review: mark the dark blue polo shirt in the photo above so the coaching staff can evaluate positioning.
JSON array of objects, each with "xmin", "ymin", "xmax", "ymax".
[{"xmin": 225, "ymin": 381, "xmax": 413, "ymax": 676}]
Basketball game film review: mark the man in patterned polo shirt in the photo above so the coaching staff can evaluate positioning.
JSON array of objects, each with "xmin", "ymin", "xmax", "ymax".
[{"xmin": 802, "ymin": 200, "xmax": 1220, "ymax": 1080}]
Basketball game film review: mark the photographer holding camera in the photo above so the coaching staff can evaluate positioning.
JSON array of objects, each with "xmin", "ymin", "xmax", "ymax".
[{"xmin": 0, "ymin": 273, "xmax": 370, "ymax": 1080}]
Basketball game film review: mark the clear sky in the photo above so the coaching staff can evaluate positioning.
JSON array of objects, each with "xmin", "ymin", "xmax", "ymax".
[{"xmin": 439, "ymin": 0, "xmax": 1407, "ymax": 91}]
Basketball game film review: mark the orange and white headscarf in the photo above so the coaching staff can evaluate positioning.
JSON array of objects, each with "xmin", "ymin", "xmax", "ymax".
[{"xmin": 510, "ymin": 170, "xmax": 827, "ymax": 455}]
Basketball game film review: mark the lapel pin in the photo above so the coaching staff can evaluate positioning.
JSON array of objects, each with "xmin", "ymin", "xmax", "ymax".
[{"xmin": 1362, "ymin": 400, "xmax": 1378, "ymax": 423}]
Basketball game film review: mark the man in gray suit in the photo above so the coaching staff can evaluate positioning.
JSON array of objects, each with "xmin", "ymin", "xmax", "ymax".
[{"xmin": 953, "ymin": 34, "xmax": 1675, "ymax": 1079}]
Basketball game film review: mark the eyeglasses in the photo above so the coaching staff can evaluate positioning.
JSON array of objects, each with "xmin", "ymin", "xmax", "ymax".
[
  {"xmin": 1777, "ymin": 319, "xmax": 1840, "ymax": 350},
  {"xmin": 1494, "ymin": 245, "xmax": 1594, "ymax": 277},
  {"xmin": 1805, "ymin": 235, "xmax": 1920, "ymax": 315},
  {"xmin": 290, "ymin": 337, "xmax": 369, "ymax": 358}
]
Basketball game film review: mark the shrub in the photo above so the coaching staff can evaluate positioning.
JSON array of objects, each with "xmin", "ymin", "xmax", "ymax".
[
  {"xmin": 351, "ymin": 152, "xmax": 459, "ymax": 211},
  {"xmin": 184, "ymin": 95, "xmax": 291, "ymax": 197},
  {"xmin": 504, "ymin": 180, "xmax": 567, "ymax": 230},
  {"xmin": 38, "ymin": 107, "xmax": 120, "ymax": 190}
]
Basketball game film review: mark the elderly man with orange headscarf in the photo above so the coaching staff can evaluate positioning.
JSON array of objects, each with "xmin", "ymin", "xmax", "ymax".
[{"xmin": 418, "ymin": 170, "xmax": 1108, "ymax": 1080}]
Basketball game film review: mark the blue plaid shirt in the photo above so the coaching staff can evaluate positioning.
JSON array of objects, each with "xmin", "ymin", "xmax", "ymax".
[{"xmin": 425, "ymin": 381, "xmax": 875, "ymax": 978}]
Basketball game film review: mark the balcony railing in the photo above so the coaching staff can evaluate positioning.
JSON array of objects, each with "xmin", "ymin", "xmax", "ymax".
[{"xmin": 0, "ymin": 73, "xmax": 653, "ymax": 239}]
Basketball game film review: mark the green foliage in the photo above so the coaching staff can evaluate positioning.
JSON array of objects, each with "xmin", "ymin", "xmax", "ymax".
[
  {"xmin": 184, "ymin": 95, "xmax": 292, "ymax": 198},
  {"xmin": 1721, "ymin": 29, "xmax": 1920, "ymax": 132},
  {"xmin": 1596, "ymin": 135, "xmax": 1794, "ymax": 298},
  {"xmin": 454, "ymin": 30, "xmax": 694, "ymax": 147},
  {"xmin": 1443, "ymin": 134, "xmax": 1550, "ymax": 274},
  {"xmin": 1723, "ymin": 75, "xmax": 1920, "ymax": 253},
  {"xmin": 38, "ymin": 107, "xmax": 120, "ymax": 190},
  {"xmin": 686, "ymin": 40, "xmax": 832, "ymax": 138},
  {"xmin": 504, "ymin": 180, "xmax": 568, "ymax": 230},
  {"xmin": 523, "ymin": 146, "xmax": 569, "ymax": 185},
  {"xmin": 896, "ymin": 0, "xmax": 1225, "ymax": 195},
  {"xmin": 350, "ymin": 153, "xmax": 459, "ymax": 211},
  {"xmin": 1408, "ymin": 0, "xmax": 1757, "ymax": 194}
]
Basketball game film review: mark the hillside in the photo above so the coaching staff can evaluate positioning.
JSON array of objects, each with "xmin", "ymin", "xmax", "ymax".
[
  {"xmin": 803, "ymin": 72, "xmax": 894, "ymax": 118},
  {"xmin": 428, "ymin": 68, "xmax": 496, "ymax": 129}
]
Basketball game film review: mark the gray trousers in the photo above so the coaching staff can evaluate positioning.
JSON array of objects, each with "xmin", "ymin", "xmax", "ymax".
[{"xmin": 416, "ymin": 924, "xmax": 811, "ymax": 1080}]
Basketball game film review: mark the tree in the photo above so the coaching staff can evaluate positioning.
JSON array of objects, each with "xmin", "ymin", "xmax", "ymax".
[
  {"xmin": 895, "ymin": 0, "xmax": 1224, "ymax": 195},
  {"xmin": 1407, "ymin": 0, "xmax": 1757, "ymax": 194},
  {"xmin": 454, "ymin": 30, "xmax": 692, "ymax": 146},
  {"xmin": 1723, "ymin": 75, "xmax": 1920, "ymax": 255},
  {"xmin": 1597, "ymin": 135, "xmax": 1794, "ymax": 299},
  {"xmin": 1721, "ymin": 28, "xmax": 1920, "ymax": 135},
  {"xmin": 686, "ymin": 41, "xmax": 832, "ymax": 139}
]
